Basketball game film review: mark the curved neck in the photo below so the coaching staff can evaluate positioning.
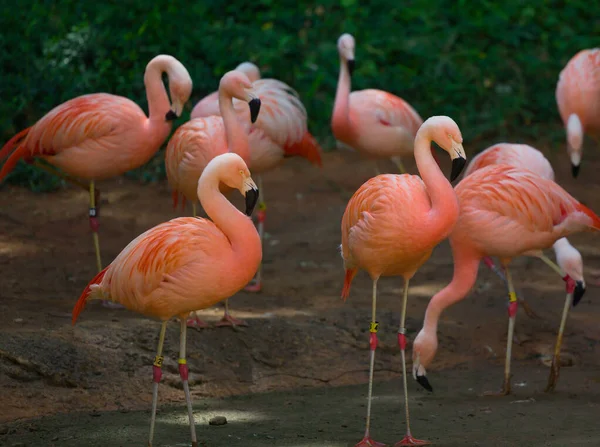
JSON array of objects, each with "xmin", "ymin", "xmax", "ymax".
[
  {"xmin": 144, "ymin": 59, "xmax": 172, "ymax": 121},
  {"xmin": 198, "ymin": 171, "xmax": 257, "ymax": 253},
  {"xmin": 414, "ymin": 130, "xmax": 459, "ymax": 233},
  {"xmin": 220, "ymin": 91, "xmax": 251, "ymax": 164},
  {"xmin": 332, "ymin": 57, "xmax": 355, "ymax": 141},
  {"xmin": 423, "ymin": 245, "xmax": 480, "ymax": 334}
]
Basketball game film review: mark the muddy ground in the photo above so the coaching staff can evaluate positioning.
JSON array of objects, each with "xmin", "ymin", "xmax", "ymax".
[{"xmin": 1, "ymin": 145, "xmax": 600, "ymax": 446}]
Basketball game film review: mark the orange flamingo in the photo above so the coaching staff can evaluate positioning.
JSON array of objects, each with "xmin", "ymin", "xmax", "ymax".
[
  {"xmin": 191, "ymin": 62, "xmax": 261, "ymax": 118},
  {"xmin": 412, "ymin": 165, "xmax": 600, "ymax": 398},
  {"xmin": 556, "ymin": 48, "xmax": 600, "ymax": 177},
  {"xmin": 341, "ymin": 116, "xmax": 467, "ymax": 447},
  {"xmin": 0, "ymin": 54, "xmax": 192, "ymax": 285},
  {"xmin": 332, "ymin": 33, "xmax": 423, "ymax": 175},
  {"xmin": 174, "ymin": 72, "xmax": 322, "ymax": 298},
  {"xmin": 166, "ymin": 70, "xmax": 261, "ymax": 328},
  {"xmin": 465, "ymin": 143, "xmax": 587, "ymax": 318},
  {"xmin": 71, "ymin": 152, "xmax": 261, "ymax": 447}
]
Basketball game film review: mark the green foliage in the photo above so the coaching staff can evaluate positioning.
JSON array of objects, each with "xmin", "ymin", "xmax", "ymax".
[{"xmin": 1, "ymin": 1, "xmax": 598, "ymax": 190}]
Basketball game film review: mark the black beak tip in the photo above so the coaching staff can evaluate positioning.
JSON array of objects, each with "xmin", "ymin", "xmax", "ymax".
[
  {"xmin": 573, "ymin": 281, "xmax": 586, "ymax": 307},
  {"xmin": 572, "ymin": 163, "xmax": 580, "ymax": 178},
  {"xmin": 450, "ymin": 156, "xmax": 467, "ymax": 182},
  {"xmin": 416, "ymin": 375, "xmax": 433, "ymax": 392},
  {"xmin": 347, "ymin": 59, "xmax": 355, "ymax": 76},
  {"xmin": 248, "ymin": 98, "xmax": 261, "ymax": 124},
  {"xmin": 245, "ymin": 188, "xmax": 259, "ymax": 216},
  {"xmin": 165, "ymin": 110, "xmax": 178, "ymax": 121}
]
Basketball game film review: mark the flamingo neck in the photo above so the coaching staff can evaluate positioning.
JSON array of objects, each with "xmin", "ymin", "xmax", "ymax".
[
  {"xmin": 220, "ymin": 91, "xmax": 251, "ymax": 164},
  {"xmin": 144, "ymin": 58, "xmax": 173, "ymax": 122},
  {"xmin": 332, "ymin": 57, "xmax": 356, "ymax": 142}
]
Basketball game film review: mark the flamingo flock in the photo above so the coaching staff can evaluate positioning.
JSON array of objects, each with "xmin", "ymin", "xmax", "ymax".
[{"xmin": 1, "ymin": 34, "xmax": 600, "ymax": 447}]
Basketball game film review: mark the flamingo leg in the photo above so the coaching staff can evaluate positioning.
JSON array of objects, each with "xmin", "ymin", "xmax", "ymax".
[
  {"xmin": 545, "ymin": 283, "xmax": 574, "ymax": 392},
  {"xmin": 215, "ymin": 299, "xmax": 248, "ymax": 328},
  {"xmin": 394, "ymin": 279, "xmax": 430, "ymax": 446},
  {"xmin": 245, "ymin": 175, "xmax": 264, "ymax": 293},
  {"xmin": 391, "ymin": 156, "xmax": 407, "ymax": 175},
  {"xmin": 192, "ymin": 202, "xmax": 197, "ymax": 218},
  {"xmin": 32, "ymin": 160, "xmax": 92, "ymax": 193},
  {"xmin": 148, "ymin": 321, "xmax": 167, "ymax": 447},
  {"xmin": 355, "ymin": 279, "xmax": 386, "ymax": 447},
  {"xmin": 178, "ymin": 319, "xmax": 198, "ymax": 447},
  {"xmin": 485, "ymin": 267, "xmax": 517, "ymax": 397}
]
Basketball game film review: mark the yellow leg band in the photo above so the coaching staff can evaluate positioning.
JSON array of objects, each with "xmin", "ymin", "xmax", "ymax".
[
  {"xmin": 509, "ymin": 292, "xmax": 517, "ymax": 303},
  {"xmin": 153, "ymin": 355, "xmax": 164, "ymax": 367},
  {"xmin": 369, "ymin": 321, "xmax": 379, "ymax": 333},
  {"xmin": 178, "ymin": 358, "xmax": 187, "ymax": 365}
]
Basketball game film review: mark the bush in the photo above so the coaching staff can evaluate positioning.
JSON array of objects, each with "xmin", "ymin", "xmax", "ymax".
[{"xmin": 0, "ymin": 1, "xmax": 597, "ymax": 190}]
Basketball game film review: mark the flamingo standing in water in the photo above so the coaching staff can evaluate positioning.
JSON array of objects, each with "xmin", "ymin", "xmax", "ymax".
[
  {"xmin": 341, "ymin": 116, "xmax": 467, "ymax": 447},
  {"xmin": 0, "ymin": 55, "xmax": 192, "ymax": 292},
  {"xmin": 411, "ymin": 165, "xmax": 600, "ymax": 398},
  {"xmin": 72, "ymin": 152, "xmax": 261, "ymax": 447},
  {"xmin": 173, "ymin": 70, "xmax": 322, "ymax": 307},
  {"xmin": 166, "ymin": 70, "xmax": 261, "ymax": 328},
  {"xmin": 191, "ymin": 62, "xmax": 261, "ymax": 118},
  {"xmin": 332, "ymin": 33, "xmax": 423, "ymax": 175},
  {"xmin": 465, "ymin": 143, "xmax": 587, "ymax": 321},
  {"xmin": 556, "ymin": 48, "xmax": 600, "ymax": 177}
]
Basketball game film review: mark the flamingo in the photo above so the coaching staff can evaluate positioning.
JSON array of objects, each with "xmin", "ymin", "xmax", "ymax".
[
  {"xmin": 191, "ymin": 62, "xmax": 261, "ymax": 118},
  {"xmin": 464, "ymin": 143, "xmax": 587, "ymax": 322},
  {"xmin": 71, "ymin": 152, "xmax": 261, "ymax": 447},
  {"xmin": 332, "ymin": 33, "xmax": 424, "ymax": 175},
  {"xmin": 341, "ymin": 116, "xmax": 467, "ymax": 447},
  {"xmin": 0, "ymin": 54, "xmax": 192, "ymax": 290},
  {"xmin": 174, "ymin": 70, "xmax": 322, "ymax": 298},
  {"xmin": 556, "ymin": 48, "xmax": 600, "ymax": 177},
  {"xmin": 166, "ymin": 70, "xmax": 261, "ymax": 328},
  {"xmin": 411, "ymin": 164, "xmax": 600, "ymax": 398}
]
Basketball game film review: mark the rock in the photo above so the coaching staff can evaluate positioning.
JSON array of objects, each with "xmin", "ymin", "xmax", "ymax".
[{"xmin": 209, "ymin": 416, "xmax": 227, "ymax": 426}]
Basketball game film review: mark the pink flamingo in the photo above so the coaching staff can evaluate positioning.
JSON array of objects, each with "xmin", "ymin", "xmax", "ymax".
[
  {"xmin": 332, "ymin": 33, "xmax": 424, "ymax": 175},
  {"xmin": 191, "ymin": 62, "xmax": 261, "ymax": 118},
  {"xmin": 465, "ymin": 143, "xmax": 587, "ymax": 319},
  {"xmin": 411, "ymin": 164, "xmax": 600, "ymax": 398},
  {"xmin": 173, "ymin": 72, "xmax": 322, "ymax": 299},
  {"xmin": 71, "ymin": 152, "xmax": 261, "ymax": 447},
  {"xmin": 166, "ymin": 70, "xmax": 261, "ymax": 328},
  {"xmin": 556, "ymin": 48, "xmax": 600, "ymax": 177},
  {"xmin": 0, "ymin": 54, "xmax": 192, "ymax": 286},
  {"xmin": 341, "ymin": 116, "xmax": 467, "ymax": 447}
]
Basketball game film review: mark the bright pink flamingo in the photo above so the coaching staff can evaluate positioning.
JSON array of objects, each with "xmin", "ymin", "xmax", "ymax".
[
  {"xmin": 191, "ymin": 62, "xmax": 261, "ymax": 119},
  {"xmin": 174, "ymin": 73, "xmax": 322, "ymax": 299},
  {"xmin": 71, "ymin": 152, "xmax": 261, "ymax": 447},
  {"xmin": 411, "ymin": 165, "xmax": 600, "ymax": 398},
  {"xmin": 332, "ymin": 33, "xmax": 424, "ymax": 175},
  {"xmin": 166, "ymin": 70, "xmax": 261, "ymax": 328},
  {"xmin": 0, "ymin": 54, "xmax": 192, "ymax": 290},
  {"xmin": 465, "ymin": 143, "xmax": 587, "ymax": 321},
  {"xmin": 556, "ymin": 48, "xmax": 600, "ymax": 177},
  {"xmin": 341, "ymin": 116, "xmax": 467, "ymax": 447}
]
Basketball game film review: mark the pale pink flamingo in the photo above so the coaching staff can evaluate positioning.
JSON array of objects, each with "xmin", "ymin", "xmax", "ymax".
[
  {"xmin": 411, "ymin": 165, "xmax": 600, "ymax": 398},
  {"xmin": 465, "ymin": 143, "xmax": 587, "ymax": 321},
  {"xmin": 165, "ymin": 70, "xmax": 261, "ymax": 328},
  {"xmin": 191, "ymin": 62, "xmax": 261, "ymax": 119},
  {"xmin": 341, "ymin": 116, "xmax": 467, "ymax": 447},
  {"xmin": 332, "ymin": 33, "xmax": 424, "ymax": 175},
  {"xmin": 556, "ymin": 48, "xmax": 600, "ymax": 177},
  {"xmin": 174, "ymin": 72, "xmax": 322, "ymax": 298},
  {"xmin": 0, "ymin": 54, "xmax": 192, "ymax": 307},
  {"xmin": 71, "ymin": 152, "xmax": 261, "ymax": 447}
]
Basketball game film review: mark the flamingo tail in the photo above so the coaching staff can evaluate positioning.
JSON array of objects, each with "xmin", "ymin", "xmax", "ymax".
[
  {"xmin": 0, "ymin": 127, "xmax": 31, "ymax": 161},
  {"xmin": 72, "ymin": 267, "xmax": 109, "ymax": 325},
  {"xmin": 341, "ymin": 268, "xmax": 357, "ymax": 301},
  {"xmin": 0, "ymin": 145, "xmax": 30, "ymax": 182},
  {"xmin": 284, "ymin": 131, "xmax": 323, "ymax": 166}
]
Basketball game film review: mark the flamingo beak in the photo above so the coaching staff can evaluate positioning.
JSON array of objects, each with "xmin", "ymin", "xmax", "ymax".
[
  {"xmin": 412, "ymin": 359, "xmax": 433, "ymax": 392},
  {"xmin": 572, "ymin": 163, "xmax": 580, "ymax": 178},
  {"xmin": 248, "ymin": 97, "xmax": 261, "ymax": 124},
  {"xmin": 573, "ymin": 280, "xmax": 586, "ymax": 306},
  {"xmin": 165, "ymin": 110, "xmax": 178, "ymax": 121},
  {"xmin": 450, "ymin": 140, "xmax": 467, "ymax": 182},
  {"xmin": 347, "ymin": 59, "xmax": 355, "ymax": 76},
  {"xmin": 243, "ymin": 178, "xmax": 259, "ymax": 216}
]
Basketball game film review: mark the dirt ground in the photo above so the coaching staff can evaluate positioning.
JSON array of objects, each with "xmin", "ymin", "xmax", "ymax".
[{"xmin": 2, "ymin": 145, "xmax": 600, "ymax": 446}]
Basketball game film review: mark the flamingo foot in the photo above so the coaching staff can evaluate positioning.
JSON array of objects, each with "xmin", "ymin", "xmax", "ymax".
[
  {"xmin": 483, "ymin": 380, "xmax": 511, "ymax": 397},
  {"xmin": 186, "ymin": 316, "xmax": 210, "ymax": 329},
  {"xmin": 244, "ymin": 279, "xmax": 262, "ymax": 293},
  {"xmin": 544, "ymin": 357, "xmax": 560, "ymax": 393},
  {"xmin": 102, "ymin": 300, "xmax": 124, "ymax": 309},
  {"xmin": 394, "ymin": 435, "xmax": 431, "ymax": 446},
  {"xmin": 355, "ymin": 435, "xmax": 387, "ymax": 447},
  {"xmin": 215, "ymin": 313, "xmax": 248, "ymax": 328}
]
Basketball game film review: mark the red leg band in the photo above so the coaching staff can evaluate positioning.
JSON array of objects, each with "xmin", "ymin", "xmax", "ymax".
[
  {"xmin": 369, "ymin": 332, "xmax": 378, "ymax": 350},
  {"xmin": 563, "ymin": 275, "xmax": 575, "ymax": 294},
  {"xmin": 152, "ymin": 365, "xmax": 162, "ymax": 383},
  {"xmin": 398, "ymin": 333, "xmax": 407, "ymax": 350},
  {"xmin": 178, "ymin": 363, "xmax": 189, "ymax": 381},
  {"xmin": 89, "ymin": 216, "xmax": 99, "ymax": 232},
  {"xmin": 257, "ymin": 209, "xmax": 266, "ymax": 223},
  {"xmin": 508, "ymin": 301, "xmax": 518, "ymax": 318}
]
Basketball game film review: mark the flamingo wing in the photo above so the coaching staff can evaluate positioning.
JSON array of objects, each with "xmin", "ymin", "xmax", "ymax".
[{"xmin": 351, "ymin": 89, "xmax": 423, "ymax": 135}]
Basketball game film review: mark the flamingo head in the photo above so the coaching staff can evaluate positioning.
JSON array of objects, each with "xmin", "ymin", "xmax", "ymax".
[
  {"xmin": 213, "ymin": 153, "xmax": 259, "ymax": 216},
  {"xmin": 337, "ymin": 33, "xmax": 355, "ymax": 75},
  {"xmin": 554, "ymin": 238, "xmax": 586, "ymax": 305},
  {"xmin": 412, "ymin": 327, "xmax": 437, "ymax": 392},
  {"xmin": 163, "ymin": 56, "xmax": 193, "ymax": 120},
  {"xmin": 220, "ymin": 70, "xmax": 262, "ymax": 124},
  {"xmin": 422, "ymin": 116, "xmax": 467, "ymax": 182},
  {"xmin": 567, "ymin": 114, "xmax": 584, "ymax": 177},
  {"xmin": 235, "ymin": 62, "xmax": 261, "ymax": 83}
]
